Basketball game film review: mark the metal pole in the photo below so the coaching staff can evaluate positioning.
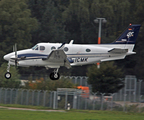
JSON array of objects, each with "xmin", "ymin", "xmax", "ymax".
[
  {"xmin": 43, "ymin": 91, "xmax": 46, "ymax": 107},
  {"xmin": 139, "ymin": 80, "xmax": 142, "ymax": 102},
  {"xmin": 15, "ymin": 89, "xmax": 18, "ymax": 104},
  {"xmin": 94, "ymin": 18, "xmax": 107, "ymax": 69},
  {"xmin": 98, "ymin": 19, "xmax": 102, "ymax": 44},
  {"xmin": 56, "ymin": 91, "xmax": 58, "ymax": 109},
  {"xmin": 85, "ymin": 77, "xmax": 88, "ymax": 86},
  {"xmin": 0, "ymin": 88, "xmax": 1, "ymax": 104},
  {"xmin": 139, "ymin": 95, "xmax": 143, "ymax": 112},
  {"xmin": 93, "ymin": 93, "xmax": 97, "ymax": 110},
  {"xmin": 10, "ymin": 89, "xmax": 13, "ymax": 104},
  {"xmin": 80, "ymin": 77, "xmax": 83, "ymax": 85},
  {"xmin": 129, "ymin": 78, "xmax": 132, "ymax": 101},
  {"xmin": 75, "ymin": 77, "xmax": 77, "ymax": 85},
  {"xmin": 5, "ymin": 88, "xmax": 7, "ymax": 104},
  {"xmin": 26, "ymin": 90, "xmax": 29, "ymax": 105},
  {"xmin": 97, "ymin": 19, "xmax": 102, "ymax": 69},
  {"xmin": 78, "ymin": 95, "xmax": 80, "ymax": 109},
  {"xmin": 32, "ymin": 90, "xmax": 35, "ymax": 106},
  {"xmin": 134, "ymin": 77, "xmax": 137, "ymax": 102},
  {"xmin": 120, "ymin": 89, "xmax": 122, "ymax": 101},
  {"xmin": 73, "ymin": 92, "xmax": 77, "ymax": 109},
  {"xmin": 50, "ymin": 92, "xmax": 52, "ymax": 108},
  {"xmin": 65, "ymin": 91, "xmax": 68, "ymax": 110},
  {"xmin": 21, "ymin": 89, "xmax": 24, "ymax": 105},
  {"xmin": 37, "ymin": 90, "xmax": 41, "ymax": 106},
  {"xmin": 101, "ymin": 93, "xmax": 105, "ymax": 110},
  {"xmin": 111, "ymin": 93, "xmax": 114, "ymax": 111},
  {"xmin": 123, "ymin": 94, "xmax": 127, "ymax": 112},
  {"xmin": 53, "ymin": 91, "xmax": 56, "ymax": 109},
  {"xmin": 133, "ymin": 92, "xmax": 135, "ymax": 103},
  {"xmin": 85, "ymin": 97, "xmax": 87, "ymax": 110}
]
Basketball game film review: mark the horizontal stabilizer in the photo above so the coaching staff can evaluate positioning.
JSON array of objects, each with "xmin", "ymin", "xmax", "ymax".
[
  {"xmin": 108, "ymin": 48, "xmax": 128, "ymax": 53},
  {"xmin": 101, "ymin": 55, "xmax": 126, "ymax": 62}
]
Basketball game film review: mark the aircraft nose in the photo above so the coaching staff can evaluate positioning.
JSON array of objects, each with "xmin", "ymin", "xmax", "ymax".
[{"xmin": 3, "ymin": 54, "xmax": 10, "ymax": 61}]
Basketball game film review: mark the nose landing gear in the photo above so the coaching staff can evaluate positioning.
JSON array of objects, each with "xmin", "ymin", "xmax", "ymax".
[{"xmin": 5, "ymin": 62, "xmax": 11, "ymax": 79}]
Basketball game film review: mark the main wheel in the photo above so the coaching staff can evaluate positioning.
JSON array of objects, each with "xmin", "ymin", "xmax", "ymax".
[
  {"xmin": 5, "ymin": 72, "xmax": 11, "ymax": 79},
  {"xmin": 49, "ymin": 72, "xmax": 60, "ymax": 80}
]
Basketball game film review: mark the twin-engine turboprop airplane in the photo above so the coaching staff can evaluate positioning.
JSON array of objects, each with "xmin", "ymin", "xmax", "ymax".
[{"xmin": 3, "ymin": 24, "xmax": 141, "ymax": 80}]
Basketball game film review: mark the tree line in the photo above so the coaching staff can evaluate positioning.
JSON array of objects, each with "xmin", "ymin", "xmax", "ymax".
[{"xmin": 0, "ymin": 0, "xmax": 144, "ymax": 79}]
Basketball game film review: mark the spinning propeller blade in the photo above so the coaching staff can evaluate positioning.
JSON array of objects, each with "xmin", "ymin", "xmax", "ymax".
[{"xmin": 13, "ymin": 43, "xmax": 18, "ymax": 66}]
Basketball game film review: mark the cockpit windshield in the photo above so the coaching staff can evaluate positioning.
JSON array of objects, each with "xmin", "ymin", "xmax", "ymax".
[{"xmin": 32, "ymin": 45, "xmax": 38, "ymax": 50}]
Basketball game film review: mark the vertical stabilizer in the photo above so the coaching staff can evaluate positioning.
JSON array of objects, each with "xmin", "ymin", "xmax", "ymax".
[{"xmin": 112, "ymin": 24, "xmax": 141, "ymax": 44}]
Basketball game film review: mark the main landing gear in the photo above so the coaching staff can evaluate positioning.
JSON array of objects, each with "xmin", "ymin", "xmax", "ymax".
[
  {"xmin": 49, "ymin": 68, "xmax": 60, "ymax": 80},
  {"xmin": 5, "ymin": 62, "xmax": 11, "ymax": 79}
]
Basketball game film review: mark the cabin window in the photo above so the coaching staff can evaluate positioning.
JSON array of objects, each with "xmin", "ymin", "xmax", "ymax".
[
  {"xmin": 86, "ymin": 48, "xmax": 91, "ymax": 52},
  {"xmin": 40, "ymin": 46, "xmax": 45, "ymax": 51},
  {"xmin": 64, "ymin": 47, "xmax": 68, "ymax": 52},
  {"xmin": 51, "ymin": 46, "xmax": 56, "ymax": 50}
]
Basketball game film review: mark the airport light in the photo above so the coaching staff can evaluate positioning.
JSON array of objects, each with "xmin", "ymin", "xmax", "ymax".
[{"xmin": 94, "ymin": 18, "xmax": 107, "ymax": 68}]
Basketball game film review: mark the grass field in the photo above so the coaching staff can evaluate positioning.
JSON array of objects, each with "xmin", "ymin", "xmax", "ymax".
[{"xmin": 0, "ymin": 108, "xmax": 144, "ymax": 120}]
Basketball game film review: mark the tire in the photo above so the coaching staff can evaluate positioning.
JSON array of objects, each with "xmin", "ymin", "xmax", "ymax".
[
  {"xmin": 50, "ymin": 72, "xmax": 54, "ymax": 80},
  {"xmin": 49, "ymin": 72, "xmax": 60, "ymax": 80},
  {"xmin": 5, "ymin": 72, "xmax": 11, "ymax": 79}
]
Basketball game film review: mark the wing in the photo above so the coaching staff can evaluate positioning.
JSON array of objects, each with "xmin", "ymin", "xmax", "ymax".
[{"xmin": 45, "ymin": 49, "xmax": 71, "ymax": 69}]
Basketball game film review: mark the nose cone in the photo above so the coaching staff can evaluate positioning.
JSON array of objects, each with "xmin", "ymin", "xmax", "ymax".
[{"xmin": 3, "ymin": 54, "xmax": 11, "ymax": 61}]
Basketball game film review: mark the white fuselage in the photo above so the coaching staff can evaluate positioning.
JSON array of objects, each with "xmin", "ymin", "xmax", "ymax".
[{"xmin": 3, "ymin": 42, "xmax": 135, "ymax": 68}]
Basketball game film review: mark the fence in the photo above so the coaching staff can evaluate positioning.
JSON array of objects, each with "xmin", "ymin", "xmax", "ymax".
[
  {"xmin": 0, "ymin": 88, "xmax": 113, "ymax": 110},
  {"xmin": 0, "ymin": 75, "xmax": 144, "ymax": 111},
  {"xmin": 0, "ymin": 88, "xmax": 53, "ymax": 107},
  {"xmin": 112, "ymin": 75, "xmax": 144, "ymax": 102},
  {"xmin": 0, "ymin": 88, "xmax": 143, "ymax": 111}
]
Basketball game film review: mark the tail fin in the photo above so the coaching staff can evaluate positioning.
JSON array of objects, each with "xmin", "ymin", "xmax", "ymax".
[{"xmin": 112, "ymin": 24, "xmax": 141, "ymax": 44}]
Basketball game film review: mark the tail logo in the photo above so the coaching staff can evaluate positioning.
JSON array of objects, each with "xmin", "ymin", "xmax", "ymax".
[{"xmin": 127, "ymin": 32, "xmax": 134, "ymax": 38}]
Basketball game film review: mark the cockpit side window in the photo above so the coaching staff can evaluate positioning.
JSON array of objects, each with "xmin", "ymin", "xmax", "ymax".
[
  {"xmin": 32, "ymin": 45, "xmax": 38, "ymax": 50},
  {"xmin": 35, "ymin": 47, "xmax": 38, "ymax": 50},
  {"xmin": 40, "ymin": 46, "xmax": 45, "ymax": 51}
]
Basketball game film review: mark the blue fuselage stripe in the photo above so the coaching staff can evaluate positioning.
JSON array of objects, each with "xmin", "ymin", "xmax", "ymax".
[{"xmin": 17, "ymin": 53, "xmax": 109, "ymax": 63}]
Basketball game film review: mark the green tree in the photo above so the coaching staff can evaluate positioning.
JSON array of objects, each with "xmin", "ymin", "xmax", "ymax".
[
  {"xmin": 116, "ymin": 0, "xmax": 144, "ymax": 79},
  {"xmin": 28, "ymin": 0, "xmax": 48, "ymax": 22},
  {"xmin": 87, "ymin": 62, "xmax": 124, "ymax": 93},
  {"xmin": 28, "ymin": 0, "xmax": 68, "ymax": 44},
  {"xmin": 132, "ymin": 0, "xmax": 144, "ymax": 79},
  {"xmin": 28, "ymin": 0, "xmax": 49, "ymax": 44},
  {"xmin": 62, "ymin": 0, "xmax": 92, "ymax": 43},
  {"xmin": 24, "ymin": 77, "xmax": 75, "ymax": 91},
  {"xmin": 40, "ymin": 0, "xmax": 66, "ymax": 43},
  {"xmin": 0, "ymin": 0, "xmax": 38, "ymax": 65},
  {"xmin": 61, "ymin": 0, "xmax": 132, "ymax": 44},
  {"xmin": 0, "ymin": 63, "xmax": 21, "ymax": 88}
]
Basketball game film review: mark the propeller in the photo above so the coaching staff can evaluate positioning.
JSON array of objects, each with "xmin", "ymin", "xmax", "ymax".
[{"xmin": 13, "ymin": 43, "xmax": 18, "ymax": 67}]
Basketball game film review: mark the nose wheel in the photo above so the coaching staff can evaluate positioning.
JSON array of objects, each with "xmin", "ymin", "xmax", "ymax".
[
  {"xmin": 49, "ymin": 68, "xmax": 60, "ymax": 80},
  {"xmin": 5, "ymin": 72, "xmax": 11, "ymax": 79}
]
